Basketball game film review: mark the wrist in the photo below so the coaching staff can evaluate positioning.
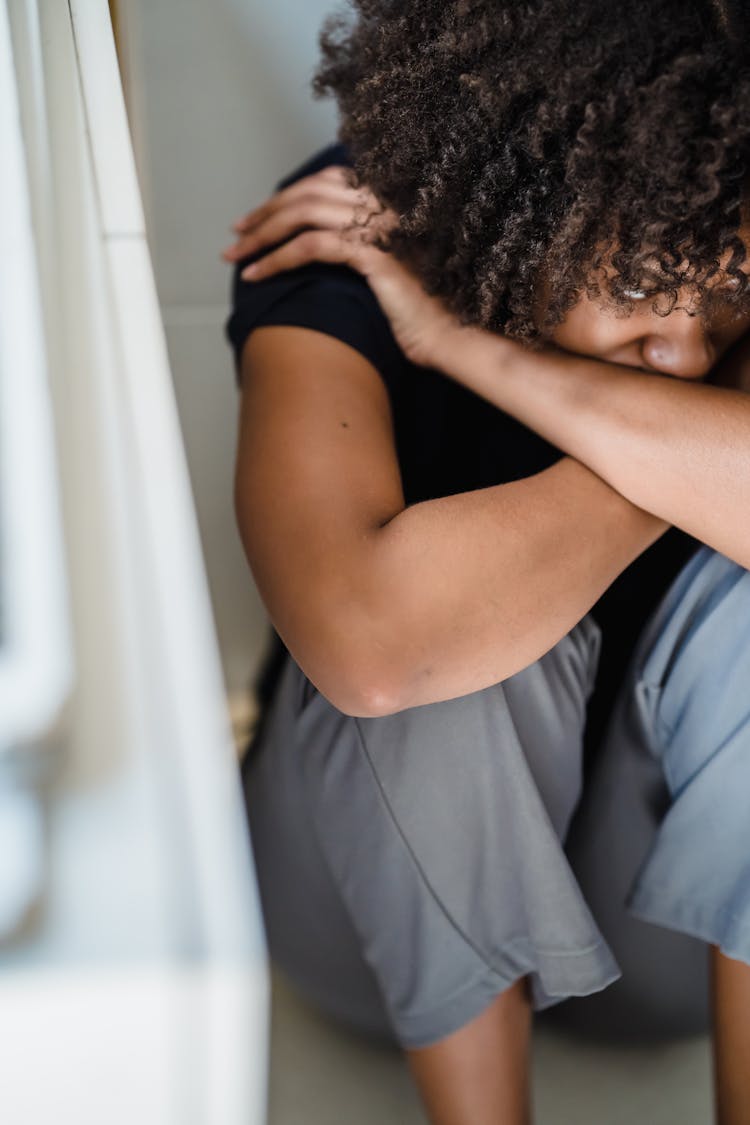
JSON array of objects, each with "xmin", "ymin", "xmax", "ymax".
[{"xmin": 432, "ymin": 320, "xmax": 517, "ymax": 380}]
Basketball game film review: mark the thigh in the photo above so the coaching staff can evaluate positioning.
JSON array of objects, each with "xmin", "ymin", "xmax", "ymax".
[
  {"xmin": 244, "ymin": 614, "xmax": 620, "ymax": 1050},
  {"xmin": 559, "ymin": 547, "xmax": 750, "ymax": 1041}
]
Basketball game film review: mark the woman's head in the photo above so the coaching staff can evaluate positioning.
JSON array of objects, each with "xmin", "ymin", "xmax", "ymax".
[
  {"xmin": 314, "ymin": 0, "xmax": 750, "ymax": 351},
  {"xmin": 551, "ymin": 252, "xmax": 750, "ymax": 378}
]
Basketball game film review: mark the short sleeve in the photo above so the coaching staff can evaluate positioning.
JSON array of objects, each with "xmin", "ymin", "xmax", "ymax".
[{"xmin": 224, "ymin": 143, "xmax": 402, "ymax": 393}]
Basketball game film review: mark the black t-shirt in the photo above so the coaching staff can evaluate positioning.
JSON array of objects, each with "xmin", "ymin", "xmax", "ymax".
[{"xmin": 226, "ymin": 141, "xmax": 700, "ymax": 759}]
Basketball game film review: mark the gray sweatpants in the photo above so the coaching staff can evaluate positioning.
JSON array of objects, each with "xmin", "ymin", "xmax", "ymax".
[{"xmin": 242, "ymin": 546, "xmax": 750, "ymax": 1049}]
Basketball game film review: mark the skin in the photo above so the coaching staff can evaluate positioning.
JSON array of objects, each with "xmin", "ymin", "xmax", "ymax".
[
  {"xmin": 711, "ymin": 950, "xmax": 750, "ymax": 1125},
  {"xmin": 552, "ymin": 282, "xmax": 749, "ymax": 380},
  {"xmin": 405, "ymin": 979, "xmax": 533, "ymax": 1125},
  {"xmin": 225, "ymin": 170, "xmax": 750, "ymax": 703},
  {"xmin": 225, "ymin": 170, "xmax": 750, "ymax": 1123}
]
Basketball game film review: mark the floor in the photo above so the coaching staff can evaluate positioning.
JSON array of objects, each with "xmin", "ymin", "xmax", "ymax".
[{"xmin": 265, "ymin": 965, "xmax": 714, "ymax": 1125}]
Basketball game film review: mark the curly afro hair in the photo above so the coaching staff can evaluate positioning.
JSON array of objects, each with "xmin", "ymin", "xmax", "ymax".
[{"xmin": 312, "ymin": 0, "xmax": 750, "ymax": 343}]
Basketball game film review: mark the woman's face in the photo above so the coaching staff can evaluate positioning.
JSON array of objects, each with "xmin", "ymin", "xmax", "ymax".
[
  {"xmin": 550, "ymin": 286, "xmax": 750, "ymax": 379},
  {"xmin": 549, "ymin": 233, "xmax": 750, "ymax": 379}
]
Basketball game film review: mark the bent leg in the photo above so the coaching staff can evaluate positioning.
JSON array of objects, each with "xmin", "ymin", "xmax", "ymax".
[
  {"xmin": 559, "ymin": 547, "xmax": 750, "ymax": 1042},
  {"xmin": 243, "ymin": 611, "xmax": 616, "ymax": 1054}
]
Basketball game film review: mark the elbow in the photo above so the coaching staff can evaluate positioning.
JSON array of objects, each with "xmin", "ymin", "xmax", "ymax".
[
  {"xmin": 295, "ymin": 638, "xmax": 407, "ymax": 720},
  {"xmin": 336, "ymin": 679, "xmax": 404, "ymax": 719},
  {"xmin": 324, "ymin": 686, "xmax": 402, "ymax": 720},
  {"xmin": 313, "ymin": 664, "xmax": 405, "ymax": 720},
  {"xmin": 282, "ymin": 574, "xmax": 412, "ymax": 717}
]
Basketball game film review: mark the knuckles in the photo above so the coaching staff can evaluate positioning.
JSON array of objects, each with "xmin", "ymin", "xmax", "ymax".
[{"xmin": 297, "ymin": 229, "xmax": 327, "ymax": 254}]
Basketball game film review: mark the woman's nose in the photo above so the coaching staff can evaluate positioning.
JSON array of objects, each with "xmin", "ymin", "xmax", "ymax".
[{"xmin": 640, "ymin": 319, "xmax": 715, "ymax": 379}]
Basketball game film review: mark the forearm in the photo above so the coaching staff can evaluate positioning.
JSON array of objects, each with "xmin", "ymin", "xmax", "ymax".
[
  {"xmin": 437, "ymin": 327, "xmax": 750, "ymax": 569},
  {"xmin": 330, "ymin": 458, "xmax": 665, "ymax": 713}
]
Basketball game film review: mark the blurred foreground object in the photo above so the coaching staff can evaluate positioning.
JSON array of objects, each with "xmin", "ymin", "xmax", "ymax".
[{"xmin": 0, "ymin": 2, "xmax": 269, "ymax": 1123}]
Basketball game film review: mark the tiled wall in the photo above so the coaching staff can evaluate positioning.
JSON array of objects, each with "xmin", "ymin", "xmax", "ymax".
[{"xmin": 118, "ymin": 0, "xmax": 339, "ymax": 697}]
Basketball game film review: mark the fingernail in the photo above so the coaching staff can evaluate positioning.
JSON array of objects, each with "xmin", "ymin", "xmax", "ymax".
[{"xmin": 241, "ymin": 264, "xmax": 258, "ymax": 279}]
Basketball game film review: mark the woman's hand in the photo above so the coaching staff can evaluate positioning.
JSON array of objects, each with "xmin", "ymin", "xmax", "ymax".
[{"xmin": 221, "ymin": 166, "xmax": 463, "ymax": 370}]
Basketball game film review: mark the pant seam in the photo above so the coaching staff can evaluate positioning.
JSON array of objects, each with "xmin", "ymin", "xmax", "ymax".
[
  {"xmin": 351, "ymin": 715, "xmax": 501, "ymax": 975},
  {"xmin": 350, "ymin": 715, "xmax": 608, "ymax": 978}
]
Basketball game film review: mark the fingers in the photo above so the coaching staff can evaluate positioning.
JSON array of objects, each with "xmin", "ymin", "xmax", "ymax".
[
  {"xmin": 223, "ymin": 167, "xmax": 390, "ymax": 262},
  {"xmin": 239, "ymin": 228, "xmax": 386, "ymax": 282},
  {"xmin": 223, "ymin": 195, "xmax": 374, "ymax": 264},
  {"xmin": 230, "ymin": 180, "xmax": 341, "ymax": 238},
  {"xmin": 230, "ymin": 166, "xmax": 359, "ymax": 234}
]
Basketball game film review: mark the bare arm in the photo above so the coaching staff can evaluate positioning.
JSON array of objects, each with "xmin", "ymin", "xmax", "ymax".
[
  {"xmin": 436, "ymin": 327, "xmax": 750, "ymax": 570},
  {"xmin": 226, "ymin": 167, "xmax": 750, "ymax": 571},
  {"xmin": 234, "ymin": 325, "xmax": 666, "ymax": 717}
]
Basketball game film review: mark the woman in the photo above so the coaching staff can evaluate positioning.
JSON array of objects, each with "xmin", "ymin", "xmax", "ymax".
[{"xmin": 223, "ymin": 2, "xmax": 750, "ymax": 1122}]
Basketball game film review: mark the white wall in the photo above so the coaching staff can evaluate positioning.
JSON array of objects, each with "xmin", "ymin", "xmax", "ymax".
[{"xmin": 118, "ymin": 0, "xmax": 340, "ymax": 700}]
